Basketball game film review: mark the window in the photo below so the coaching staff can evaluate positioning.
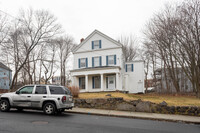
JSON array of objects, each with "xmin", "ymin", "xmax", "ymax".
[
  {"xmin": 79, "ymin": 58, "xmax": 87, "ymax": 68},
  {"xmin": 92, "ymin": 40, "xmax": 101, "ymax": 50},
  {"xmin": 93, "ymin": 56, "xmax": 101, "ymax": 67},
  {"xmin": 65, "ymin": 87, "xmax": 72, "ymax": 95},
  {"xmin": 92, "ymin": 76, "xmax": 101, "ymax": 89},
  {"xmin": 18, "ymin": 86, "xmax": 34, "ymax": 94},
  {"xmin": 35, "ymin": 86, "xmax": 47, "ymax": 94},
  {"xmin": 49, "ymin": 86, "xmax": 66, "ymax": 94},
  {"xmin": 107, "ymin": 55, "xmax": 116, "ymax": 65},
  {"xmin": 126, "ymin": 64, "xmax": 134, "ymax": 72},
  {"xmin": 79, "ymin": 77, "xmax": 85, "ymax": 89}
]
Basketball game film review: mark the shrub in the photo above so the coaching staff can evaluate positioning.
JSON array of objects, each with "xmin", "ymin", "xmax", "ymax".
[
  {"xmin": 0, "ymin": 89, "xmax": 9, "ymax": 93},
  {"xmin": 68, "ymin": 86, "xmax": 80, "ymax": 98}
]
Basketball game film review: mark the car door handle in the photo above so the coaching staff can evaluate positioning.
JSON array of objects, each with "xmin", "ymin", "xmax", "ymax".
[
  {"xmin": 43, "ymin": 96, "xmax": 46, "ymax": 98},
  {"xmin": 27, "ymin": 96, "xmax": 31, "ymax": 97}
]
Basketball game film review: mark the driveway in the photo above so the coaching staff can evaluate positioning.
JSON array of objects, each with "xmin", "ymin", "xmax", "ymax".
[{"xmin": 0, "ymin": 110, "xmax": 199, "ymax": 133}]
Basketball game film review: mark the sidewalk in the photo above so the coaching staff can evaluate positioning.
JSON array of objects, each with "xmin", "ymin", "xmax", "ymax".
[{"xmin": 66, "ymin": 108, "xmax": 200, "ymax": 124}]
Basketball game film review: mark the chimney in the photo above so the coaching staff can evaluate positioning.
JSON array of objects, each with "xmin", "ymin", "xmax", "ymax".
[{"xmin": 80, "ymin": 38, "xmax": 84, "ymax": 43}]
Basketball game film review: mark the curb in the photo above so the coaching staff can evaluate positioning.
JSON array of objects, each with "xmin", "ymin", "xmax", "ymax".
[{"xmin": 65, "ymin": 110, "xmax": 200, "ymax": 125}]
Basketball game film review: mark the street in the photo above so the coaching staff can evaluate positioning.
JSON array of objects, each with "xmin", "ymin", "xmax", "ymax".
[{"xmin": 0, "ymin": 110, "xmax": 199, "ymax": 133}]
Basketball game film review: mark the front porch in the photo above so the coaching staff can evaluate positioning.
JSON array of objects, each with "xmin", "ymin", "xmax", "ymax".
[{"xmin": 70, "ymin": 66, "xmax": 122, "ymax": 92}]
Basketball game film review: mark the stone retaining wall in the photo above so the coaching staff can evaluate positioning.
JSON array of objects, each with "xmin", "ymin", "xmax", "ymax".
[{"xmin": 74, "ymin": 97, "xmax": 200, "ymax": 116}]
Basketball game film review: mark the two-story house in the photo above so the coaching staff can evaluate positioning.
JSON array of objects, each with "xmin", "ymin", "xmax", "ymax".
[
  {"xmin": 0, "ymin": 62, "xmax": 12, "ymax": 90},
  {"xmin": 70, "ymin": 30, "xmax": 144, "ymax": 93}
]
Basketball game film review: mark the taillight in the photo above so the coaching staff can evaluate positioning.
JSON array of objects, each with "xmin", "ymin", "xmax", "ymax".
[{"xmin": 62, "ymin": 96, "xmax": 66, "ymax": 103}]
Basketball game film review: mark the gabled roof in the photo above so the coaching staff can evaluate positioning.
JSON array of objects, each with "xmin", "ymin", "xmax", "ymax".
[
  {"xmin": 0, "ymin": 62, "xmax": 12, "ymax": 71},
  {"xmin": 73, "ymin": 29, "xmax": 123, "ymax": 53}
]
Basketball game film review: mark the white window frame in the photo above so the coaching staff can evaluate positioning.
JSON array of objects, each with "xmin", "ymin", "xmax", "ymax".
[
  {"xmin": 79, "ymin": 77, "xmax": 85, "ymax": 89},
  {"xmin": 80, "ymin": 58, "xmax": 86, "ymax": 68},
  {"xmin": 93, "ymin": 76, "xmax": 101, "ymax": 89},
  {"xmin": 108, "ymin": 55, "xmax": 115, "ymax": 65},
  {"xmin": 93, "ymin": 40, "xmax": 100, "ymax": 49},
  {"xmin": 94, "ymin": 57, "xmax": 100, "ymax": 67},
  {"xmin": 127, "ymin": 64, "xmax": 132, "ymax": 72}
]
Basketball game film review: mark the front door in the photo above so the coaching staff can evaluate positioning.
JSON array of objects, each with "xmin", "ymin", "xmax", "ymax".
[
  {"xmin": 137, "ymin": 81, "xmax": 143, "ymax": 93},
  {"xmin": 107, "ymin": 76, "xmax": 115, "ymax": 90},
  {"xmin": 13, "ymin": 86, "xmax": 34, "ymax": 107}
]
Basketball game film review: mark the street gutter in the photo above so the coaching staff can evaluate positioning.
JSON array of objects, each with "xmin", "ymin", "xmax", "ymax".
[{"xmin": 65, "ymin": 108, "xmax": 200, "ymax": 124}]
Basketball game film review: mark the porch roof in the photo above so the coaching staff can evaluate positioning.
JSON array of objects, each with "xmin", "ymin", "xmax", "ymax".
[
  {"xmin": 70, "ymin": 66, "xmax": 121, "ymax": 72},
  {"xmin": 70, "ymin": 66, "xmax": 121, "ymax": 76}
]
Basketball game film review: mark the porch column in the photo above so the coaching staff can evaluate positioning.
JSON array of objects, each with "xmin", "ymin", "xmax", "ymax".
[
  {"xmin": 116, "ymin": 72, "xmax": 119, "ymax": 90},
  {"xmin": 101, "ymin": 74, "xmax": 104, "ymax": 91},
  {"xmin": 71, "ymin": 76, "xmax": 76, "ymax": 86},
  {"xmin": 85, "ymin": 74, "xmax": 89, "ymax": 92}
]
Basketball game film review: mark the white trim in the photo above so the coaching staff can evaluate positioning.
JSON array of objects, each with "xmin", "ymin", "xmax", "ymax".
[
  {"xmin": 74, "ymin": 47, "xmax": 121, "ymax": 54},
  {"xmin": 73, "ymin": 29, "xmax": 123, "ymax": 53}
]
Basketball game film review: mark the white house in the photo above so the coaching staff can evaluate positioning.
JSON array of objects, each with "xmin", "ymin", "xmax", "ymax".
[{"xmin": 70, "ymin": 30, "xmax": 144, "ymax": 93}]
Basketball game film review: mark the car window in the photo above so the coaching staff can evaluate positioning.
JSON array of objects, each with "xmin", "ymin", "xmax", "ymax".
[
  {"xmin": 65, "ymin": 87, "xmax": 72, "ymax": 95},
  {"xmin": 35, "ymin": 86, "xmax": 47, "ymax": 94},
  {"xmin": 19, "ymin": 86, "xmax": 34, "ymax": 94},
  {"xmin": 49, "ymin": 86, "xmax": 67, "ymax": 95}
]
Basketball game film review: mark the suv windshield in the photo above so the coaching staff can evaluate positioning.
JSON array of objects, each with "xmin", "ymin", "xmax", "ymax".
[{"xmin": 49, "ymin": 86, "xmax": 71, "ymax": 95}]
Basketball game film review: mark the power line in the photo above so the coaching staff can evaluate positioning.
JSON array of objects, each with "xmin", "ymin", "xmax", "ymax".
[{"xmin": 0, "ymin": 9, "xmax": 22, "ymax": 22}]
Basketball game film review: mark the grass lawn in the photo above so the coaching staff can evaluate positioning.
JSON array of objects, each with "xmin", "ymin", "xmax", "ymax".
[{"xmin": 78, "ymin": 92, "xmax": 200, "ymax": 107}]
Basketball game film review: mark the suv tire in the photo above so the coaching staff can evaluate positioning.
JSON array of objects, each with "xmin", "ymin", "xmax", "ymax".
[
  {"xmin": 0, "ymin": 100, "xmax": 10, "ymax": 112},
  {"xmin": 43, "ymin": 102, "xmax": 56, "ymax": 115}
]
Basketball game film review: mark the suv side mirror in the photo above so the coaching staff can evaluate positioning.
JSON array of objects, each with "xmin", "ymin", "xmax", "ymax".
[{"xmin": 16, "ymin": 91, "xmax": 20, "ymax": 94}]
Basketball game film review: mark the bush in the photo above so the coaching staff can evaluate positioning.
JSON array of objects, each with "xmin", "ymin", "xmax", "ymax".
[
  {"xmin": 0, "ymin": 89, "xmax": 9, "ymax": 93},
  {"xmin": 68, "ymin": 86, "xmax": 80, "ymax": 98}
]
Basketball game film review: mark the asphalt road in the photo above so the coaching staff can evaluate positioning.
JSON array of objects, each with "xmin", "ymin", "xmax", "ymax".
[{"xmin": 0, "ymin": 110, "xmax": 200, "ymax": 133}]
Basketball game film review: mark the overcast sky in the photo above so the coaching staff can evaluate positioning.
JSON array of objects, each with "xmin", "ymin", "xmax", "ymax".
[
  {"xmin": 0, "ymin": 0, "xmax": 184, "ymax": 44},
  {"xmin": 0, "ymin": 0, "xmax": 184, "ymax": 77}
]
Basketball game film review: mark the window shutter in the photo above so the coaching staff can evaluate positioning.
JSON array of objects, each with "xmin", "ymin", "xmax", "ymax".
[
  {"xmin": 99, "ymin": 56, "xmax": 102, "ymax": 66},
  {"xmin": 79, "ymin": 78, "xmax": 81, "ymax": 88},
  {"xmin": 99, "ymin": 40, "xmax": 101, "ymax": 48},
  {"xmin": 86, "ymin": 58, "xmax": 88, "ymax": 68},
  {"xmin": 78, "ymin": 59, "xmax": 81, "ymax": 68},
  {"xmin": 92, "ymin": 57, "xmax": 94, "ymax": 67},
  {"xmin": 114, "ymin": 55, "xmax": 116, "ymax": 65},
  {"xmin": 92, "ymin": 41, "xmax": 94, "ymax": 49},
  {"xmin": 126, "ymin": 64, "xmax": 127, "ymax": 72},
  {"xmin": 106, "ymin": 56, "xmax": 108, "ymax": 66},
  {"xmin": 106, "ymin": 77, "xmax": 108, "ymax": 89},
  {"xmin": 132, "ymin": 64, "xmax": 134, "ymax": 72},
  {"xmin": 92, "ymin": 77, "xmax": 95, "ymax": 89}
]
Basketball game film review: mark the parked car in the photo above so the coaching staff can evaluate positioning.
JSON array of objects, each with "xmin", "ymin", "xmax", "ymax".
[{"xmin": 0, "ymin": 85, "xmax": 74, "ymax": 115}]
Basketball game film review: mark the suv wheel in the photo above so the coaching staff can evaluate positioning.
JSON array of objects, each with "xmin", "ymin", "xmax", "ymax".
[
  {"xmin": 0, "ymin": 100, "xmax": 10, "ymax": 112},
  {"xmin": 43, "ymin": 103, "xmax": 56, "ymax": 115}
]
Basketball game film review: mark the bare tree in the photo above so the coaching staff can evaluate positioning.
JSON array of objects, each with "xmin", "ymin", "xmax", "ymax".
[
  {"xmin": 144, "ymin": 0, "xmax": 200, "ymax": 97},
  {"xmin": 118, "ymin": 35, "xmax": 138, "ymax": 61},
  {"xmin": 55, "ymin": 36, "xmax": 74, "ymax": 86},
  {"xmin": 9, "ymin": 8, "xmax": 62, "ymax": 89},
  {"xmin": 0, "ymin": 12, "xmax": 9, "ymax": 45},
  {"xmin": 41, "ymin": 41, "xmax": 57, "ymax": 84}
]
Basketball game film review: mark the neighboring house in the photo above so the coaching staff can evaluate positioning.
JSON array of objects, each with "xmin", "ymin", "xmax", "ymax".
[
  {"xmin": 52, "ymin": 76, "xmax": 71, "ymax": 86},
  {"xmin": 0, "ymin": 62, "xmax": 12, "ymax": 90},
  {"xmin": 145, "ymin": 79, "xmax": 154, "ymax": 88},
  {"xmin": 154, "ymin": 68, "xmax": 193, "ymax": 93},
  {"xmin": 52, "ymin": 76, "xmax": 61, "ymax": 85},
  {"xmin": 34, "ymin": 76, "xmax": 50, "ymax": 84},
  {"xmin": 70, "ymin": 30, "xmax": 144, "ymax": 93}
]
